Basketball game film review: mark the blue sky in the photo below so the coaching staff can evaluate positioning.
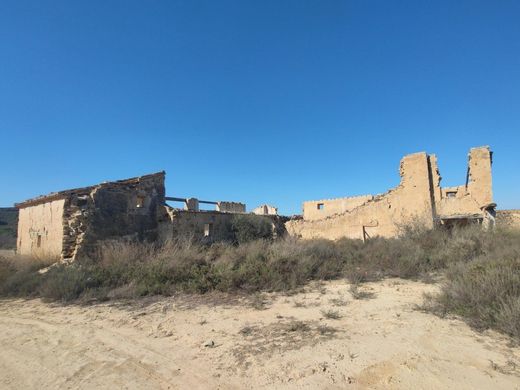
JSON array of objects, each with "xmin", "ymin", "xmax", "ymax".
[{"xmin": 1, "ymin": 1, "xmax": 519, "ymax": 215}]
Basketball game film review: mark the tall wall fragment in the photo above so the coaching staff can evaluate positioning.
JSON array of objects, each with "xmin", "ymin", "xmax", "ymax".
[
  {"xmin": 286, "ymin": 146, "xmax": 494, "ymax": 240},
  {"xmin": 16, "ymin": 172, "xmax": 166, "ymax": 260}
]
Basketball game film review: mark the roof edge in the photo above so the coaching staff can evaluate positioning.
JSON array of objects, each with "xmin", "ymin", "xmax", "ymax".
[{"xmin": 15, "ymin": 171, "xmax": 165, "ymax": 209}]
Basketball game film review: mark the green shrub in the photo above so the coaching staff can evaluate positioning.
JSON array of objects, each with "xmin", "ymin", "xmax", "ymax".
[
  {"xmin": 231, "ymin": 215, "xmax": 274, "ymax": 244},
  {"xmin": 39, "ymin": 264, "xmax": 101, "ymax": 302},
  {"xmin": 425, "ymin": 230, "xmax": 520, "ymax": 338},
  {"xmin": 0, "ymin": 254, "xmax": 55, "ymax": 297}
]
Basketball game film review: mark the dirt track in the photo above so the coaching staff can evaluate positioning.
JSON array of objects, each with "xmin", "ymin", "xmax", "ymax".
[{"xmin": 1, "ymin": 279, "xmax": 519, "ymax": 389}]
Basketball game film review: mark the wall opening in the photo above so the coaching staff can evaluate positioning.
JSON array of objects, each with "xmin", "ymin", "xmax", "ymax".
[
  {"xmin": 317, "ymin": 203, "xmax": 324, "ymax": 210},
  {"xmin": 446, "ymin": 191, "xmax": 457, "ymax": 198},
  {"xmin": 136, "ymin": 196, "xmax": 146, "ymax": 208},
  {"xmin": 36, "ymin": 234, "xmax": 42, "ymax": 248},
  {"xmin": 204, "ymin": 223, "xmax": 213, "ymax": 237}
]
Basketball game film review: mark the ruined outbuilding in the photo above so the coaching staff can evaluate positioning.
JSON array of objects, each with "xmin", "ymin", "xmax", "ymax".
[
  {"xmin": 252, "ymin": 204, "xmax": 278, "ymax": 216},
  {"xmin": 12, "ymin": 145, "xmax": 506, "ymax": 258},
  {"xmin": 286, "ymin": 146, "xmax": 496, "ymax": 241},
  {"xmin": 16, "ymin": 172, "xmax": 166, "ymax": 260},
  {"xmin": 15, "ymin": 172, "xmax": 281, "ymax": 260}
]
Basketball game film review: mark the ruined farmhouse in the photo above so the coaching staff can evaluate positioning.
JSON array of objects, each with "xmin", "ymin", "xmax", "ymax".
[
  {"xmin": 15, "ymin": 172, "xmax": 282, "ymax": 260},
  {"xmin": 12, "ymin": 145, "xmax": 519, "ymax": 260},
  {"xmin": 286, "ymin": 146, "xmax": 496, "ymax": 240}
]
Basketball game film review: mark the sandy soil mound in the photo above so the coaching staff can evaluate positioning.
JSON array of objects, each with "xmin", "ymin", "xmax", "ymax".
[{"xmin": 1, "ymin": 279, "xmax": 519, "ymax": 389}]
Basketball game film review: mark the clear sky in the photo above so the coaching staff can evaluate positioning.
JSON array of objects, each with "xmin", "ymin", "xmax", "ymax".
[{"xmin": 1, "ymin": 1, "xmax": 519, "ymax": 215}]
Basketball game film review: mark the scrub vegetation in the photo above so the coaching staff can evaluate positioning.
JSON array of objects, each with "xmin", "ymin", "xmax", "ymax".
[{"xmin": 1, "ymin": 223, "xmax": 520, "ymax": 339}]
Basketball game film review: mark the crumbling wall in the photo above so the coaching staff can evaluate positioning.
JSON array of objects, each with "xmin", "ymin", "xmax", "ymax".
[
  {"xmin": 286, "ymin": 146, "xmax": 494, "ymax": 241},
  {"xmin": 17, "ymin": 199, "xmax": 65, "ymax": 258},
  {"xmin": 252, "ymin": 204, "xmax": 278, "ymax": 216},
  {"xmin": 184, "ymin": 198, "xmax": 199, "ymax": 211},
  {"xmin": 159, "ymin": 210, "xmax": 236, "ymax": 243},
  {"xmin": 158, "ymin": 208, "xmax": 289, "ymax": 243},
  {"xmin": 434, "ymin": 147, "xmax": 493, "ymax": 219},
  {"xmin": 73, "ymin": 172, "xmax": 166, "ymax": 259},
  {"xmin": 216, "ymin": 201, "xmax": 246, "ymax": 213},
  {"xmin": 496, "ymin": 210, "xmax": 520, "ymax": 229},
  {"xmin": 286, "ymin": 152, "xmax": 434, "ymax": 240},
  {"xmin": 303, "ymin": 195, "xmax": 373, "ymax": 221},
  {"xmin": 467, "ymin": 147, "xmax": 493, "ymax": 206},
  {"xmin": 16, "ymin": 172, "xmax": 166, "ymax": 260}
]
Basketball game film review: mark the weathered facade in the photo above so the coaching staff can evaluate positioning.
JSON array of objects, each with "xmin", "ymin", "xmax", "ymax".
[
  {"xmin": 286, "ymin": 146, "xmax": 496, "ymax": 240},
  {"xmin": 12, "ymin": 145, "xmax": 509, "ymax": 258},
  {"xmin": 252, "ymin": 204, "xmax": 278, "ymax": 216},
  {"xmin": 159, "ymin": 209, "xmax": 237, "ymax": 243},
  {"xmin": 496, "ymin": 210, "xmax": 520, "ymax": 229},
  {"xmin": 159, "ymin": 199, "xmax": 285, "ymax": 243},
  {"xmin": 16, "ymin": 172, "xmax": 166, "ymax": 260},
  {"xmin": 15, "ymin": 172, "xmax": 277, "ymax": 260}
]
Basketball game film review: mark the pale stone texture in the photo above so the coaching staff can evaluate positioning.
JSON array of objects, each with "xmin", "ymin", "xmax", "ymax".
[
  {"xmin": 286, "ymin": 146, "xmax": 495, "ymax": 240},
  {"xmin": 303, "ymin": 195, "xmax": 372, "ymax": 221},
  {"xmin": 216, "ymin": 201, "xmax": 246, "ymax": 213},
  {"xmin": 158, "ymin": 208, "xmax": 288, "ymax": 243},
  {"xmin": 16, "ymin": 172, "xmax": 166, "ymax": 260},
  {"xmin": 496, "ymin": 210, "xmax": 520, "ymax": 229},
  {"xmin": 184, "ymin": 198, "xmax": 199, "ymax": 211},
  {"xmin": 252, "ymin": 204, "xmax": 278, "ymax": 215},
  {"xmin": 15, "ymin": 172, "xmax": 277, "ymax": 260},
  {"xmin": 17, "ymin": 199, "xmax": 65, "ymax": 259},
  {"xmin": 158, "ymin": 209, "xmax": 236, "ymax": 242}
]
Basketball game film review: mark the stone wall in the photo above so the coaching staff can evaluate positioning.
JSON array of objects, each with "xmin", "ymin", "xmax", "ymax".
[
  {"xmin": 433, "ymin": 147, "xmax": 494, "ymax": 219},
  {"xmin": 287, "ymin": 152, "xmax": 435, "ymax": 240},
  {"xmin": 67, "ymin": 172, "xmax": 166, "ymax": 259},
  {"xmin": 286, "ymin": 146, "xmax": 494, "ymax": 240},
  {"xmin": 252, "ymin": 204, "xmax": 278, "ymax": 216},
  {"xmin": 17, "ymin": 199, "xmax": 65, "ymax": 259},
  {"xmin": 159, "ymin": 208, "xmax": 288, "ymax": 243},
  {"xmin": 496, "ymin": 210, "xmax": 520, "ymax": 229},
  {"xmin": 16, "ymin": 172, "xmax": 165, "ymax": 260},
  {"xmin": 303, "ymin": 195, "xmax": 373, "ymax": 221},
  {"xmin": 159, "ymin": 209, "xmax": 236, "ymax": 243},
  {"xmin": 216, "ymin": 201, "xmax": 246, "ymax": 213}
]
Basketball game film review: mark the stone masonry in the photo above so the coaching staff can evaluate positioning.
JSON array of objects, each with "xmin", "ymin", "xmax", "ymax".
[{"xmin": 286, "ymin": 146, "xmax": 496, "ymax": 241}]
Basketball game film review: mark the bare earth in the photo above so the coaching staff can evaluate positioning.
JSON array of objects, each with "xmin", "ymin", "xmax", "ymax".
[{"xmin": 1, "ymin": 279, "xmax": 519, "ymax": 389}]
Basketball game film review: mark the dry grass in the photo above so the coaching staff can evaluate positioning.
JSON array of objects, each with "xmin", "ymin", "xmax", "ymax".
[
  {"xmin": 423, "ymin": 227, "xmax": 520, "ymax": 339},
  {"xmin": 329, "ymin": 297, "xmax": 348, "ymax": 306},
  {"xmin": 321, "ymin": 309, "xmax": 342, "ymax": 319},
  {"xmin": 0, "ymin": 225, "xmax": 500, "ymax": 301},
  {"xmin": 234, "ymin": 319, "xmax": 340, "ymax": 365},
  {"xmin": 349, "ymin": 284, "xmax": 376, "ymax": 300},
  {"xmin": 2, "ymin": 225, "xmax": 520, "ymax": 341}
]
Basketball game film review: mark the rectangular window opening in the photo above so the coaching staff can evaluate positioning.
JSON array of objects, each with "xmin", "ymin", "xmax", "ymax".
[
  {"xmin": 446, "ymin": 191, "xmax": 457, "ymax": 198},
  {"xmin": 204, "ymin": 223, "xmax": 213, "ymax": 237},
  {"xmin": 317, "ymin": 203, "xmax": 324, "ymax": 210},
  {"xmin": 136, "ymin": 196, "xmax": 146, "ymax": 208},
  {"xmin": 37, "ymin": 234, "xmax": 42, "ymax": 248}
]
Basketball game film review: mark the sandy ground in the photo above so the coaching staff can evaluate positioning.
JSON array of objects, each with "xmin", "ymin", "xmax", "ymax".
[{"xmin": 0, "ymin": 279, "xmax": 519, "ymax": 389}]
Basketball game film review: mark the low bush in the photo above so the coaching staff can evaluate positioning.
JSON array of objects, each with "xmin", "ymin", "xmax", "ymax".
[
  {"xmin": 424, "ymin": 228, "xmax": 520, "ymax": 338},
  {"xmin": 0, "ymin": 254, "xmax": 56, "ymax": 297},
  {"xmin": 1, "ymin": 224, "xmax": 520, "ymax": 342},
  {"xmin": 231, "ymin": 214, "xmax": 274, "ymax": 244}
]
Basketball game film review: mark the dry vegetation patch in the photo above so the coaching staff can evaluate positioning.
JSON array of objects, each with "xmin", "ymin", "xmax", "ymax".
[
  {"xmin": 234, "ymin": 318, "xmax": 341, "ymax": 365},
  {"xmin": 2, "ymin": 225, "xmax": 520, "ymax": 341}
]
